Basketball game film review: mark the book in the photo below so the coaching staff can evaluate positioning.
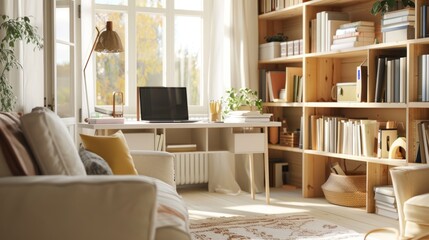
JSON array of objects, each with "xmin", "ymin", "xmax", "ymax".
[
  {"xmin": 310, "ymin": 115, "xmax": 320, "ymax": 150},
  {"xmin": 383, "ymin": 8, "xmax": 415, "ymax": 19},
  {"xmin": 259, "ymin": 69, "xmax": 267, "ymax": 101},
  {"xmin": 332, "ymin": 36, "xmax": 375, "ymax": 44},
  {"xmin": 375, "ymin": 200, "xmax": 397, "ymax": 210},
  {"xmin": 381, "ymin": 21, "xmax": 415, "ymax": 32},
  {"xmin": 399, "ymin": 57, "xmax": 407, "ymax": 103},
  {"xmin": 383, "ymin": 25, "xmax": 415, "ymax": 43},
  {"xmin": 374, "ymin": 192, "xmax": 396, "ymax": 204},
  {"xmin": 87, "ymin": 117, "xmax": 125, "ymax": 124},
  {"xmin": 375, "ymin": 57, "xmax": 386, "ymax": 102},
  {"xmin": 333, "ymin": 31, "xmax": 375, "ymax": 39},
  {"xmin": 360, "ymin": 120, "xmax": 377, "ymax": 157},
  {"xmin": 421, "ymin": 5, "xmax": 429, "ymax": 38},
  {"xmin": 339, "ymin": 21, "xmax": 374, "ymax": 29},
  {"xmin": 374, "ymin": 185, "xmax": 395, "ymax": 196},
  {"xmin": 166, "ymin": 144, "xmax": 197, "ymax": 152},
  {"xmin": 266, "ymin": 71, "xmax": 286, "ymax": 102},
  {"xmin": 335, "ymin": 26, "xmax": 374, "ymax": 35},
  {"xmin": 330, "ymin": 40, "xmax": 373, "ymax": 50},
  {"xmin": 285, "ymin": 67, "xmax": 303, "ymax": 102},
  {"xmin": 376, "ymin": 207, "xmax": 399, "ymax": 219},
  {"xmin": 382, "ymin": 15, "xmax": 415, "ymax": 26}
]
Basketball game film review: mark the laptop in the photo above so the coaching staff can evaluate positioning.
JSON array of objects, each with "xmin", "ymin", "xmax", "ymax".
[{"xmin": 138, "ymin": 87, "xmax": 198, "ymax": 123}]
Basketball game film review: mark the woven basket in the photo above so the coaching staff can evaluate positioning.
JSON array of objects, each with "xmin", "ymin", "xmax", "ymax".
[{"xmin": 321, "ymin": 173, "xmax": 366, "ymax": 207}]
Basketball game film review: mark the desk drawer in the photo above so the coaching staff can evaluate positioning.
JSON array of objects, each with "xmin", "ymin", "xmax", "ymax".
[{"xmin": 231, "ymin": 133, "xmax": 265, "ymax": 153}]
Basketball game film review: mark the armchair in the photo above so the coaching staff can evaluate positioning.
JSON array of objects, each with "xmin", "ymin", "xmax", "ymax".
[{"xmin": 390, "ymin": 165, "xmax": 429, "ymax": 239}]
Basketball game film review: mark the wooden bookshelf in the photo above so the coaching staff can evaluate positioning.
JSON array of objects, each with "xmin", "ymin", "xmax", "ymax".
[{"xmin": 259, "ymin": 0, "xmax": 429, "ymax": 213}]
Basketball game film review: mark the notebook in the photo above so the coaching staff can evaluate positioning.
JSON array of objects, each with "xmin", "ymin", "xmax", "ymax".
[{"xmin": 138, "ymin": 87, "xmax": 197, "ymax": 123}]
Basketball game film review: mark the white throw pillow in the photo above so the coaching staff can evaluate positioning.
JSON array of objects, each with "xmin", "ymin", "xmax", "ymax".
[{"xmin": 20, "ymin": 108, "xmax": 86, "ymax": 176}]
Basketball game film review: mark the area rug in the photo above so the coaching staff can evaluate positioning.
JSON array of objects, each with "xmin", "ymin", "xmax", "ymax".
[{"xmin": 189, "ymin": 214, "xmax": 363, "ymax": 240}]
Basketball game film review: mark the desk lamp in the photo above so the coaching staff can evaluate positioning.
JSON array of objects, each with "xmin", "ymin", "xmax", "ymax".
[{"xmin": 83, "ymin": 21, "xmax": 124, "ymax": 121}]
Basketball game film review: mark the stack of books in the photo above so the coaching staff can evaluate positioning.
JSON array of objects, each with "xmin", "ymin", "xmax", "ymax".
[
  {"xmin": 330, "ymin": 21, "xmax": 375, "ymax": 51},
  {"xmin": 382, "ymin": 8, "xmax": 415, "ymax": 43},
  {"xmin": 224, "ymin": 111, "xmax": 273, "ymax": 123},
  {"xmin": 374, "ymin": 185, "xmax": 399, "ymax": 219}
]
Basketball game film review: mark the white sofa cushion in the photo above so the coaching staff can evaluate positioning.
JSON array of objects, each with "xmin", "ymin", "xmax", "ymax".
[
  {"xmin": 20, "ymin": 108, "xmax": 86, "ymax": 176},
  {"xmin": 404, "ymin": 193, "xmax": 429, "ymax": 225}
]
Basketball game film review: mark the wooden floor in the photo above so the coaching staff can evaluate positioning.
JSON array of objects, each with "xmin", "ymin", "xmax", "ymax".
[{"xmin": 178, "ymin": 185, "xmax": 399, "ymax": 236}]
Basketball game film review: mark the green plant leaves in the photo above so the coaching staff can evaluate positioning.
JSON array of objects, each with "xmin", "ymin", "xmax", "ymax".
[{"xmin": 0, "ymin": 14, "xmax": 43, "ymax": 111}]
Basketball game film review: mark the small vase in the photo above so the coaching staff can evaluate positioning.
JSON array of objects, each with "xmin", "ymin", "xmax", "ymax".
[{"xmin": 269, "ymin": 127, "xmax": 279, "ymax": 144}]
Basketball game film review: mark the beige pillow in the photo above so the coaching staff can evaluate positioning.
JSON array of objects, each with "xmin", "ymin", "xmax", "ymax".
[
  {"xmin": 20, "ymin": 108, "xmax": 86, "ymax": 176},
  {"xmin": 80, "ymin": 131, "xmax": 138, "ymax": 175}
]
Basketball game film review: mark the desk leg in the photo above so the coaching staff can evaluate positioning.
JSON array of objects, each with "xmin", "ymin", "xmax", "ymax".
[
  {"xmin": 264, "ymin": 127, "xmax": 271, "ymax": 204},
  {"xmin": 249, "ymin": 154, "xmax": 255, "ymax": 200}
]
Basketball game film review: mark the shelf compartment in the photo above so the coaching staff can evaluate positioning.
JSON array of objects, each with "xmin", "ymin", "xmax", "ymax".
[
  {"xmin": 268, "ymin": 144, "xmax": 303, "ymax": 153},
  {"xmin": 304, "ymin": 149, "xmax": 407, "ymax": 166},
  {"xmin": 304, "ymin": 102, "xmax": 407, "ymax": 108},
  {"xmin": 165, "ymin": 128, "xmax": 207, "ymax": 152},
  {"xmin": 259, "ymin": 4, "xmax": 304, "ymax": 20}
]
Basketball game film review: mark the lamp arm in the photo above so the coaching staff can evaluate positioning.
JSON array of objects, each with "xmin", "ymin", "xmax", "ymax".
[{"xmin": 82, "ymin": 27, "xmax": 101, "ymax": 122}]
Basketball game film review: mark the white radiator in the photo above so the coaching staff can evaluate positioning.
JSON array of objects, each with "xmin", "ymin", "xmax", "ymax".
[{"xmin": 174, "ymin": 152, "xmax": 209, "ymax": 185}]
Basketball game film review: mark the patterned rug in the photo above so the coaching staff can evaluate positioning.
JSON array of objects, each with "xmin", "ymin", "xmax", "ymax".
[{"xmin": 189, "ymin": 214, "xmax": 363, "ymax": 240}]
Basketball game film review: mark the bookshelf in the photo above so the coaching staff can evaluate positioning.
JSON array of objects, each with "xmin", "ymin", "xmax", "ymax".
[{"xmin": 258, "ymin": 0, "xmax": 429, "ymax": 213}]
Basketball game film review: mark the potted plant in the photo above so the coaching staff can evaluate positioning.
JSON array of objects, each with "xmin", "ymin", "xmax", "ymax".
[
  {"xmin": 0, "ymin": 15, "xmax": 43, "ymax": 111},
  {"xmin": 370, "ymin": 0, "xmax": 415, "ymax": 15},
  {"xmin": 221, "ymin": 88, "xmax": 263, "ymax": 116}
]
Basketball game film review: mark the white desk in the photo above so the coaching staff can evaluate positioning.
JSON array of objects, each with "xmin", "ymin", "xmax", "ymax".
[{"xmin": 78, "ymin": 121, "xmax": 281, "ymax": 203}]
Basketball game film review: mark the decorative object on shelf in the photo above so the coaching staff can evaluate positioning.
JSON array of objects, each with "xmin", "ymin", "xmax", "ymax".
[
  {"xmin": 269, "ymin": 127, "xmax": 279, "ymax": 144},
  {"xmin": 112, "ymin": 91, "xmax": 124, "ymax": 118},
  {"xmin": 264, "ymin": 33, "xmax": 288, "ymax": 43},
  {"xmin": 83, "ymin": 21, "xmax": 124, "ymax": 120},
  {"xmin": 370, "ymin": 0, "xmax": 415, "ymax": 16},
  {"xmin": 0, "ymin": 15, "xmax": 43, "ymax": 112},
  {"xmin": 221, "ymin": 88, "xmax": 262, "ymax": 116},
  {"xmin": 209, "ymin": 100, "xmax": 221, "ymax": 122},
  {"xmin": 388, "ymin": 137, "xmax": 406, "ymax": 159}
]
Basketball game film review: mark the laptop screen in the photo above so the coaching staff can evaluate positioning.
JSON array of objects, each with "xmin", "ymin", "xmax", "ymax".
[{"xmin": 139, "ymin": 87, "xmax": 189, "ymax": 121}]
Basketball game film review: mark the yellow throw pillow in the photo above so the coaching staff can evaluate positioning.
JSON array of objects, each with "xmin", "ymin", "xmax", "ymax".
[{"xmin": 80, "ymin": 130, "xmax": 138, "ymax": 175}]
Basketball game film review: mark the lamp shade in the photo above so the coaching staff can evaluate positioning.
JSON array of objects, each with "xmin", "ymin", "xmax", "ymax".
[{"xmin": 94, "ymin": 21, "xmax": 124, "ymax": 53}]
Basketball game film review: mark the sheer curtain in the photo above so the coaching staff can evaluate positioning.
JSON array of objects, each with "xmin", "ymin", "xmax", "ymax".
[
  {"xmin": 0, "ymin": 0, "xmax": 44, "ymax": 113},
  {"xmin": 207, "ymin": 0, "xmax": 264, "ymax": 194}
]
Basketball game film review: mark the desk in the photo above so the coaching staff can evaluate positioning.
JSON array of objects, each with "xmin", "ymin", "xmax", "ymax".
[{"xmin": 78, "ymin": 121, "xmax": 281, "ymax": 203}]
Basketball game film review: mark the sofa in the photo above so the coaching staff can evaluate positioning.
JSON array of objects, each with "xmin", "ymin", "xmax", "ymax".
[
  {"xmin": 391, "ymin": 165, "xmax": 429, "ymax": 239},
  {"xmin": 0, "ymin": 108, "xmax": 191, "ymax": 240}
]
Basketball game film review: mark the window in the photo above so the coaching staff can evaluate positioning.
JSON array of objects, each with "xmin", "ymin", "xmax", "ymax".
[{"xmin": 94, "ymin": 0, "xmax": 206, "ymax": 116}]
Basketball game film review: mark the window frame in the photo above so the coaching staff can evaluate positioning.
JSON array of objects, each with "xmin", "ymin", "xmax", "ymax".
[{"xmin": 92, "ymin": 0, "xmax": 209, "ymax": 117}]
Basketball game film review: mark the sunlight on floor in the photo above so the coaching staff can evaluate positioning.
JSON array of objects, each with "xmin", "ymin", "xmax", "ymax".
[{"xmin": 226, "ymin": 204, "xmax": 308, "ymax": 215}]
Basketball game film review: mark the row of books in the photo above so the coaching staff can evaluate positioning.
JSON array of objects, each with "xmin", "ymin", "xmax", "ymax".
[
  {"xmin": 155, "ymin": 133, "xmax": 165, "ymax": 151},
  {"xmin": 374, "ymin": 185, "xmax": 398, "ymax": 220},
  {"xmin": 374, "ymin": 56, "xmax": 407, "ymax": 103},
  {"xmin": 330, "ymin": 21, "xmax": 375, "ymax": 51},
  {"xmin": 261, "ymin": 67, "xmax": 303, "ymax": 103},
  {"xmin": 310, "ymin": 116, "xmax": 400, "ymax": 158},
  {"xmin": 312, "ymin": 11, "xmax": 349, "ymax": 53},
  {"xmin": 382, "ymin": 8, "xmax": 415, "ymax": 43},
  {"xmin": 419, "ymin": 54, "xmax": 429, "ymax": 102},
  {"xmin": 259, "ymin": 0, "xmax": 303, "ymax": 14}
]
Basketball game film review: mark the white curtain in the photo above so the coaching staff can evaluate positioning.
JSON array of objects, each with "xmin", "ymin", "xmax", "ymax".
[
  {"xmin": 207, "ymin": 0, "xmax": 264, "ymax": 194},
  {"xmin": 0, "ymin": 0, "xmax": 44, "ymax": 113},
  {"xmin": 207, "ymin": 0, "xmax": 259, "ymax": 100}
]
